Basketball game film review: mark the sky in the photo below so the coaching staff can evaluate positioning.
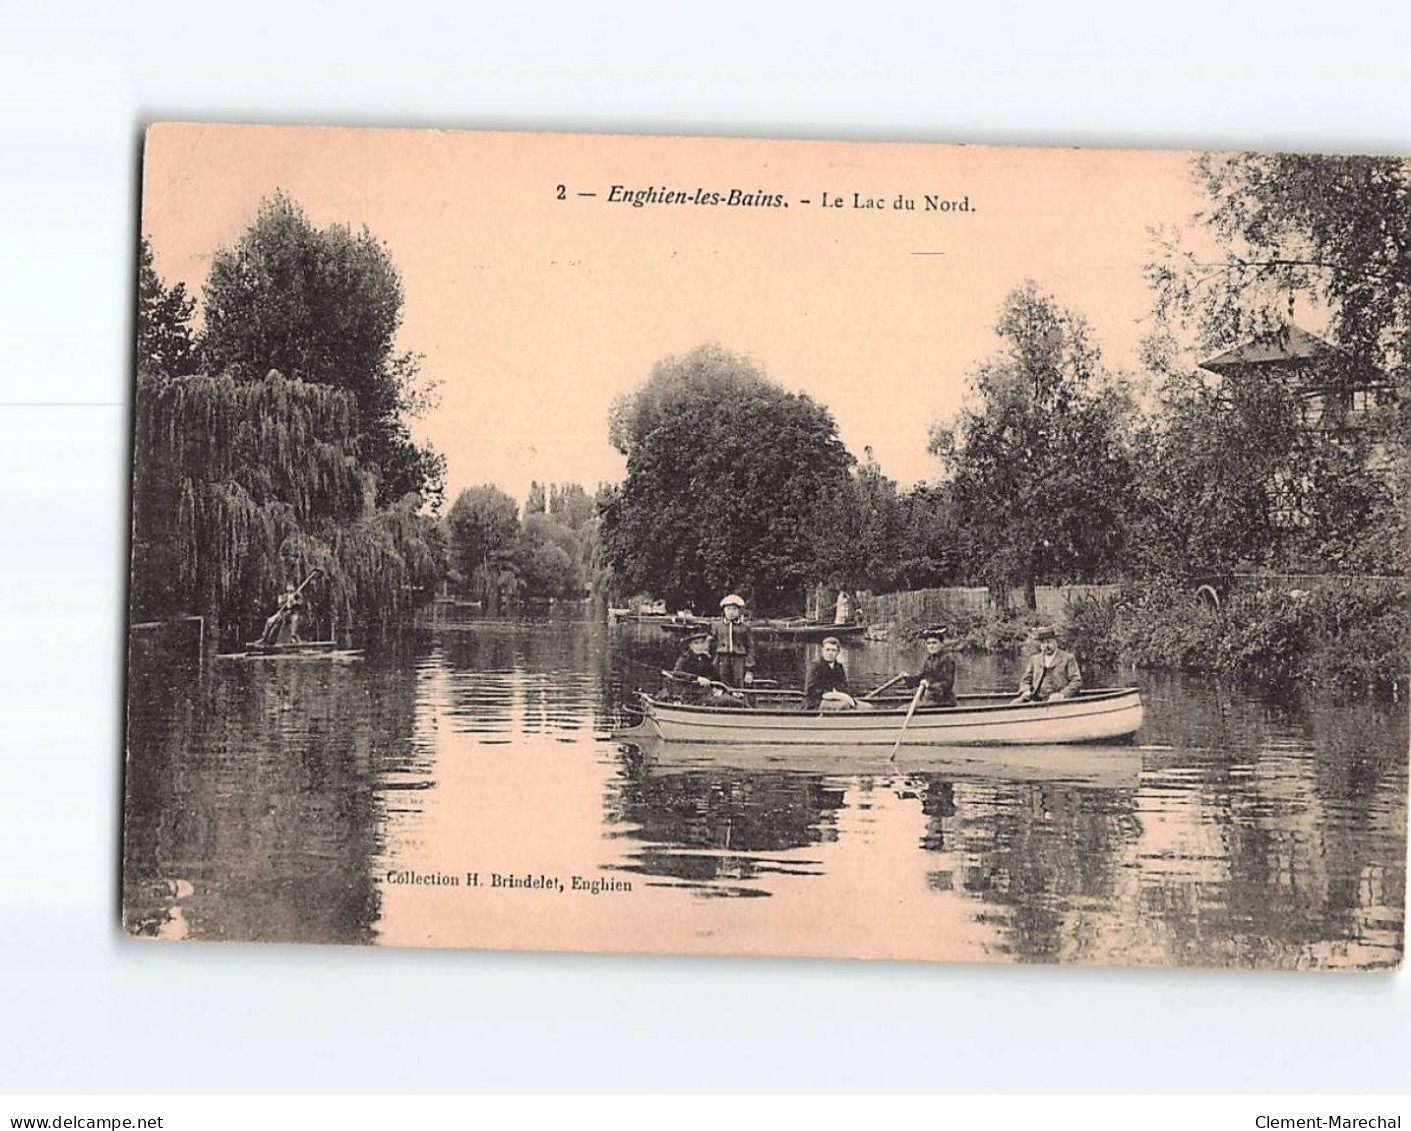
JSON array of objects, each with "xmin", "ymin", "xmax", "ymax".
[{"xmin": 141, "ymin": 124, "xmax": 1207, "ymax": 507}]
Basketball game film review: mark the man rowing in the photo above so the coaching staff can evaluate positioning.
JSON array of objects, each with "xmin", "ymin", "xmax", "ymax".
[
  {"xmin": 804, "ymin": 636, "xmax": 858, "ymax": 711},
  {"xmin": 669, "ymin": 628, "xmax": 719, "ymax": 704},
  {"xmin": 1013, "ymin": 625, "xmax": 1082, "ymax": 702},
  {"xmin": 711, "ymin": 592, "xmax": 756, "ymax": 689},
  {"xmin": 898, "ymin": 624, "xmax": 957, "ymax": 707}
]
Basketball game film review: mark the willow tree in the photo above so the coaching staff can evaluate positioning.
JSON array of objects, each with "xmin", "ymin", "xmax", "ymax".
[{"xmin": 131, "ymin": 369, "xmax": 444, "ymax": 642}]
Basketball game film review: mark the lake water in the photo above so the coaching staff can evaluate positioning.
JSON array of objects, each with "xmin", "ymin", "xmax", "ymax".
[{"xmin": 122, "ymin": 611, "xmax": 1408, "ymax": 969}]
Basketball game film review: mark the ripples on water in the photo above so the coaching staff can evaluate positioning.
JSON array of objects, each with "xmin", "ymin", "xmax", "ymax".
[{"xmin": 122, "ymin": 613, "xmax": 1407, "ymax": 969}]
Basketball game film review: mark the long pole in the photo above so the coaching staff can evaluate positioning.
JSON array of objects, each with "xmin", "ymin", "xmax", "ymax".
[
  {"xmin": 264, "ymin": 568, "xmax": 323, "ymax": 640},
  {"xmin": 889, "ymin": 683, "xmax": 926, "ymax": 762}
]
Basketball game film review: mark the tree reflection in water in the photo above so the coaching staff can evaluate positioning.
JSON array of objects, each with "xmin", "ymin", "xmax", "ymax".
[
  {"xmin": 123, "ymin": 642, "xmax": 429, "ymax": 944},
  {"xmin": 606, "ymin": 750, "xmax": 846, "ymax": 896}
]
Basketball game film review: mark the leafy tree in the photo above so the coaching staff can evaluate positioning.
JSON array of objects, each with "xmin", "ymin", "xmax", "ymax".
[
  {"xmin": 526, "ymin": 481, "xmax": 547, "ymax": 514},
  {"xmin": 602, "ymin": 344, "xmax": 854, "ymax": 612},
  {"xmin": 516, "ymin": 512, "xmax": 582, "ymax": 598},
  {"xmin": 932, "ymin": 283, "xmax": 1138, "ymax": 606},
  {"xmin": 1129, "ymin": 370, "xmax": 1305, "ymax": 577},
  {"xmin": 896, "ymin": 483, "xmax": 965, "ymax": 590},
  {"xmin": 808, "ymin": 448, "xmax": 916, "ymax": 594},
  {"xmin": 1150, "ymin": 153, "xmax": 1409, "ymax": 377},
  {"xmin": 136, "ymin": 236, "xmax": 198, "ymax": 377},
  {"xmin": 548, "ymin": 482, "xmax": 596, "ymax": 529},
  {"xmin": 1145, "ymin": 153, "xmax": 1410, "ymax": 574},
  {"xmin": 446, "ymin": 485, "xmax": 520, "ymax": 584},
  {"xmin": 199, "ymin": 192, "xmax": 445, "ymax": 508}
]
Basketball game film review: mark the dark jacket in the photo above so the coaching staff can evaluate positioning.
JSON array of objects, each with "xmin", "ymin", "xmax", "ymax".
[
  {"xmin": 711, "ymin": 617, "xmax": 756, "ymax": 667},
  {"xmin": 670, "ymin": 649, "xmax": 717, "ymax": 703},
  {"xmin": 903, "ymin": 652, "xmax": 957, "ymax": 707},
  {"xmin": 1018, "ymin": 649, "xmax": 1082, "ymax": 700},
  {"xmin": 673, "ymin": 649, "xmax": 716, "ymax": 681},
  {"xmin": 803, "ymin": 658, "xmax": 849, "ymax": 710}
]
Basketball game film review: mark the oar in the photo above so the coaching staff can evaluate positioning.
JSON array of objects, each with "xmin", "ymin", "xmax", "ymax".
[
  {"xmin": 659, "ymin": 670, "xmax": 746, "ymax": 697},
  {"xmin": 862, "ymin": 673, "xmax": 908, "ymax": 700},
  {"xmin": 889, "ymin": 683, "xmax": 927, "ymax": 762}
]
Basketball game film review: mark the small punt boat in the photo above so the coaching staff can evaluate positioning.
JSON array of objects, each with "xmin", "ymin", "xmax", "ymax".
[
  {"xmin": 658, "ymin": 618, "xmax": 868, "ymax": 641},
  {"xmin": 631, "ymin": 687, "xmax": 1144, "ymax": 748},
  {"xmin": 609, "ymin": 610, "xmax": 676, "ymax": 626},
  {"xmin": 754, "ymin": 621, "xmax": 867, "ymax": 641},
  {"xmin": 217, "ymin": 640, "xmax": 363, "ymax": 662}
]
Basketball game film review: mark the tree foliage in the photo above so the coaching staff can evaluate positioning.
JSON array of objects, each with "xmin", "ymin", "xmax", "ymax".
[
  {"xmin": 447, "ymin": 485, "xmax": 520, "ymax": 578},
  {"xmin": 933, "ymin": 283, "xmax": 1138, "ymax": 604},
  {"xmin": 602, "ymin": 344, "xmax": 854, "ymax": 612},
  {"xmin": 516, "ymin": 511, "xmax": 581, "ymax": 598},
  {"xmin": 130, "ymin": 369, "xmax": 444, "ymax": 641},
  {"xmin": 1129, "ymin": 371, "xmax": 1305, "ymax": 576},
  {"xmin": 443, "ymin": 482, "xmax": 600, "ymax": 601},
  {"xmin": 136, "ymin": 236, "xmax": 198, "ymax": 378},
  {"xmin": 200, "ymin": 193, "xmax": 445, "ymax": 508},
  {"xmin": 1144, "ymin": 153, "xmax": 1410, "ymax": 574},
  {"xmin": 1150, "ymin": 153, "xmax": 1410, "ymax": 374},
  {"xmin": 548, "ymin": 482, "xmax": 596, "ymax": 529}
]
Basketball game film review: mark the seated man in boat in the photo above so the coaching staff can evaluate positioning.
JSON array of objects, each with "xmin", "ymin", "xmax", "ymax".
[
  {"xmin": 1013, "ymin": 626, "xmax": 1082, "ymax": 703},
  {"xmin": 804, "ymin": 636, "xmax": 858, "ymax": 711},
  {"xmin": 899, "ymin": 624, "xmax": 958, "ymax": 707},
  {"xmin": 711, "ymin": 593, "xmax": 756, "ymax": 689},
  {"xmin": 259, "ymin": 581, "xmax": 305, "ymax": 646},
  {"xmin": 669, "ymin": 629, "xmax": 721, "ymax": 704}
]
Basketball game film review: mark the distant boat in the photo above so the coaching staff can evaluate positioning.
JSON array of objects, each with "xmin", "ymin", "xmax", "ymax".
[
  {"xmin": 610, "ymin": 610, "xmax": 680, "ymax": 625},
  {"xmin": 658, "ymin": 617, "xmax": 867, "ymax": 641},
  {"xmin": 434, "ymin": 596, "xmax": 483, "ymax": 608}
]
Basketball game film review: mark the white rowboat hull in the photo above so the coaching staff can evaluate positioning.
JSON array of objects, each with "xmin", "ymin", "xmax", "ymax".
[{"xmin": 638, "ymin": 688, "xmax": 1144, "ymax": 747}]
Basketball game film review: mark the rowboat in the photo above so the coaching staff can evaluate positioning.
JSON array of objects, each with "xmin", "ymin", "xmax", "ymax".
[
  {"xmin": 629, "ymin": 687, "xmax": 1144, "ymax": 747},
  {"xmin": 217, "ymin": 640, "xmax": 364, "ymax": 662}
]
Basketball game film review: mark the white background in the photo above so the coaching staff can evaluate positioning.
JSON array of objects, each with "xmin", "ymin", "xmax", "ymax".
[{"xmin": 1, "ymin": 0, "xmax": 1408, "ymax": 1094}]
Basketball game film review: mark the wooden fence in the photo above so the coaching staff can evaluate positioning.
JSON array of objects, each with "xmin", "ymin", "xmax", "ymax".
[{"xmin": 858, "ymin": 584, "xmax": 1120, "ymax": 626}]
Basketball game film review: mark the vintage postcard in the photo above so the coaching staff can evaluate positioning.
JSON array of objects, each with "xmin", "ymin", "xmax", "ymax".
[{"xmin": 123, "ymin": 123, "xmax": 1407, "ymax": 968}]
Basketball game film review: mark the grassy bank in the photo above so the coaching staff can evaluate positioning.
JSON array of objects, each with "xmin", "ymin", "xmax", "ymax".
[{"xmin": 891, "ymin": 579, "xmax": 1409, "ymax": 697}]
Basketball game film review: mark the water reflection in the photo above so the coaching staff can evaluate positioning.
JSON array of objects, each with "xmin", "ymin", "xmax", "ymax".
[
  {"xmin": 122, "ymin": 614, "xmax": 1406, "ymax": 968},
  {"xmin": 123, "ymin": 651, "xmax": 432, "ymax": 944},
  {"xmin": 608, "ymin": 757, "xmax": 844, "ymax": 896}
]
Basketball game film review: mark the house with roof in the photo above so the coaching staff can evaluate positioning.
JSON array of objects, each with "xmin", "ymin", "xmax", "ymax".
[{"xmin": 1198, "ymin": 323, "xmax": 1397, "ymax": 453}]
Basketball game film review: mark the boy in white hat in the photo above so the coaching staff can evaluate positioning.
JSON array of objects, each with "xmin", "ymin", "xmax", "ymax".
[{"xmin": 711, "ymin": 593, "xmax": 756, "ymax": 689}]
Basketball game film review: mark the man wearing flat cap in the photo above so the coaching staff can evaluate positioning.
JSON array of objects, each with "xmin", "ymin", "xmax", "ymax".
[
  {"xmin": 899, "ymin": 624, "xmax": 957, "ymax": 708},
  {"xmin": 711, "ymin": 593, "xmax": 756, "ymax": 690},
  {"xmin": 1014, "ymin": 626, "xmax": 1082, "ymax": 703}
]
